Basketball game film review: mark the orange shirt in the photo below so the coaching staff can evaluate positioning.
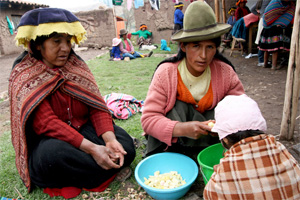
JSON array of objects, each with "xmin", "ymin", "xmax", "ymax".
[{"xmin": 177, "ymin": 70, "xmax": 213, "ymax": 113}]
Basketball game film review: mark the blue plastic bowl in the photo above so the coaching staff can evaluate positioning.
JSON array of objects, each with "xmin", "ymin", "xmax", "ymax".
[{"xmin": 135, "ymin": 152, "xmax": 198, "ymax": 200}]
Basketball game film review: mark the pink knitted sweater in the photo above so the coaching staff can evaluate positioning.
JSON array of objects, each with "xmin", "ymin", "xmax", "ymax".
[{"xmin": 141, "ymin": 59, "xmax": 245, "ymax": 146}]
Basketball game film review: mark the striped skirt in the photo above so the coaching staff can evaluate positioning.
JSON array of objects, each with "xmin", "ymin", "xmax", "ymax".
[{"xmin": 259, "ymin": 25, "xmax": 292, "ymax": 52}]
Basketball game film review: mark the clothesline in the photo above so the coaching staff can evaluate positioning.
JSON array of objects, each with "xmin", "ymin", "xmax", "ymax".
[{"xmin": 101, "ymin": 0, "xmax": 194, "ymax": 11}]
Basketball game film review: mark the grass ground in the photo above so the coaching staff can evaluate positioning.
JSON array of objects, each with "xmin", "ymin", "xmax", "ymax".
[{"xmin": 0, "ymin": 43, "xmax": 178, "ymax": 199}]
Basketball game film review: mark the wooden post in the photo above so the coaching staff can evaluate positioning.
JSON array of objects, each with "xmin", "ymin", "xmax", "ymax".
[
  {"xmin": 279, "ymin": 1, "xmax": 300, "ymax": 140},
  {"xmin": 222, "ymin": 0, "xmax": 226, "ymax": 23},
  {"xmin": 214, "ymin": 0, "xmax": 220, "ymax": 22}
]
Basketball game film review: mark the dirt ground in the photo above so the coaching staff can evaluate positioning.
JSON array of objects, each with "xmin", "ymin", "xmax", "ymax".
[{"xmin": 0, "ymin": 48, "xmax": 299, "ymax": 199}]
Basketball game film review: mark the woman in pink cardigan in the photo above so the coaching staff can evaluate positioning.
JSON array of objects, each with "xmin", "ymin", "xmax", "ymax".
[{"xmin": 141, "ymin": 1, "xmax": 245, "ymax": 159}]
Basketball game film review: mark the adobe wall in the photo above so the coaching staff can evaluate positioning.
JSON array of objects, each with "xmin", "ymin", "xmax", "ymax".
[
  {"xmin": 0, "ymin": 7, "xmax": 116, "ymax": 55},
  {"xmin": 74, "ymin": 8, "xmax": 116, "ymax": 48},
  {"xmin": 0, "ymin": 8, "xmax": 27, "ymax": 55}
]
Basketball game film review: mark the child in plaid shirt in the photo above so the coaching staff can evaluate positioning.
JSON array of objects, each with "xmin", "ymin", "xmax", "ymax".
[{"xmin": 204, "ymin": 94, "xmax": 300, "ymax": 200}]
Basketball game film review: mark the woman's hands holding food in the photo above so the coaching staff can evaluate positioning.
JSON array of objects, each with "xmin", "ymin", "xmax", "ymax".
[
  {"xmin": 173, "ymin": 120, "xmax": 215, "ymax": 139},
  {"xmin": 102, "ymin": 131, "xmax": 127, "ymax": 167},
  {"xmin": 79, "ymin": 131, "xmax": 127, "ymax": 170}
]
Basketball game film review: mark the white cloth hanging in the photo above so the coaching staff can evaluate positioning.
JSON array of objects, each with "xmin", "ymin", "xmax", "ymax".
[
  {"xmin": 149, "ymin": 0, "xmax": 160, "ymax": 10},
  {"xmin": 127, "ymin": 0, "xmax": 132, "ymax": 10}
]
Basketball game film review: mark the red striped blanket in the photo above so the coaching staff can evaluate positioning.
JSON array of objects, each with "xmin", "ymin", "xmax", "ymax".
[{"xmin": 9, "ymin": 52, "xmax": 109, "ymax": 191}]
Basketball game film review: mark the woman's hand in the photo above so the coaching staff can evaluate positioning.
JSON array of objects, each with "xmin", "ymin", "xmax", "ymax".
[
  {"xmin": 102, "ymin": 131, "xmax": 127, "ymax": 167},
  {"xmin": 105, "ymin": 139, "xmax": 127, "ymax": 166},
  {"xmin": 173, "ymin": 120, "xmax": 215, "ymax": 139},
  {"xmin": 79, "ymin": 138, "xmax": 121, "ymax": 170}
]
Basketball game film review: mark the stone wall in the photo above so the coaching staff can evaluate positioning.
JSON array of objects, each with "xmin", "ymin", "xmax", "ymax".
[
  {"xmin": 0, "ymin": 6, "xmax": 117, "ymax": 55},
  {"xmin": 75, "ymin": 8, "xmax": 117, "ymax": 48},
  {"xmin": 0, "ymin": 7, "xmax": 28, "ymax": 55}
]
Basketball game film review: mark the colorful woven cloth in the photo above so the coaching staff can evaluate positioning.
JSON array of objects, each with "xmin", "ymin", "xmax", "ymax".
[
  {"xmin": 0, "ymin": 198, "xmax": 20, "ymax": 200},
  {"xmin": 9, "ymin": 52, "xmax": 109, "ymax": 191},
  {"xmin": 103, "ymin": 93, "xmax": 144, "ymax": 119},
  {"xmin": 263, "ymin": 0, "xmax": 295, "ymax": 28},
  {"xmin": 204, "ymin": 134, "xmax": 300, "ymax": 200},
  {"xmin": 15, "ymin": 8, "xmax": 86, "ymax": 48}
]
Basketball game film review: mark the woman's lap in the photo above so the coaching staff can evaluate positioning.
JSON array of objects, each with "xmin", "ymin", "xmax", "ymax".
[
  {"xmin": 29, "ymin": 123, "xmax": 135, "ymax": 189},
  {"xmin": 146, "ymin": 100, "xmax": 219, "ymax": 158}
]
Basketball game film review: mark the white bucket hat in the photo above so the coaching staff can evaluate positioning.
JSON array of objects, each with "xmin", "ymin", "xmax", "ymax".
[
  {"xmin": 212, "ymin": 94, "xmax": 267, "ymax": 140},
  {"xmin": 112, "ymin": 38, "xmax": 122, "ymax": 46}
]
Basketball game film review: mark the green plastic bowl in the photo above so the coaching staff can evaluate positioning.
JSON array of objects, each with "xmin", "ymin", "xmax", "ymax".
[{"xmin": 197, "ymin": 143, "xmax": 225, "ymax": 185}]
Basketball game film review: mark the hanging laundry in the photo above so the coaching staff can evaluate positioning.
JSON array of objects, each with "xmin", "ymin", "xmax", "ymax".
[
  {"xmin": 127, "ymin": 0, "xmax": 132, "ymax": 10},
  {"xmin": 103, "ymin": 93, "xmax": 144, "ymax": 120},
  {"xmin": 149, "ymin": 0, "xmax": 160, "ymax": 10},
  {"xmin": 6, "ymin": 16, "xmax": 14, "ymax": 35},
  {"xmin": 134, "ymin": 0, "xmax": 144, "ymax": 9},
  {"xmin": 102, "ymin": 0, "xmax": 113, "ymax": 8},
  {"xmin": 113, "ymin": 0, "xmax": 123, "ymax": 6}
]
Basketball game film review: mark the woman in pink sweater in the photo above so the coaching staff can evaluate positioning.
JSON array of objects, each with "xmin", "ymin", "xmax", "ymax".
[{"xmin": 141, "ymin": 1, "xmax": 245, "ymax": 159}]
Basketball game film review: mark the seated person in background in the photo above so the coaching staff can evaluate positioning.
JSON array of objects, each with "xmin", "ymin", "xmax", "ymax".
[
  {"xmin": 10, "ymin": 8, "xmax": 136, "ymax": 199},
  {"xmin": 227, "ymin": 7, "xmax": 237, "ymax": 27},
  {"xmin": 204, "ymin": 94, "xmax": 300, "ymax": 200},
  {"xmin": 160, "ymin": 39, "xmax": 171, "ymax": 51},
  {"xmin": 141, "ymin": 1, "xmax": 244, "ymax": 160},
  {"xmin": 231, "ymin": 12, "xmax": 259, "ymax": 54},
  {"xmin": 119, "ymin": 29, "xmax": 152, "ymax": 59},
  {"xmin": 235, "ymin": 0, "xmax": 250, "ymax": 21},
  {"xmin": 111, "ymin": 38, "xmax": 123, "ymax": 61},
  {"xmin": 222, "ymin": 7, "xmax": 237, "ymax": 47},
  {"xmin": 131, "ymin": 24, "xmax": 152, "ymax": 47}
]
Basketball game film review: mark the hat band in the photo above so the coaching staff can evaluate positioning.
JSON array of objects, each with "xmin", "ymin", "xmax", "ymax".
[
  {"xmin": 140, "ymin": 25, "xmax": 147, "ymax": 29},
  {"xmin": 228, "ymin": 8, "xmax": 236, "ymax": 14},
  {"xmin": 182, "ymin": 23, "xmax": 217, "ymax": 33}
]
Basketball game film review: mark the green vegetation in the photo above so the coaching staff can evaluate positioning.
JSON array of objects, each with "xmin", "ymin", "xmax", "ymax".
[{"xmin": 0, "ymin": 43, "xmax": 178, "ymax": 199}]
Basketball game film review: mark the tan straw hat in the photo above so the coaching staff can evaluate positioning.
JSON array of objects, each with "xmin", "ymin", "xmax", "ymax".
[{"xmin": 171, "ymin": 1, "xmax": 231, "ymax": 42}]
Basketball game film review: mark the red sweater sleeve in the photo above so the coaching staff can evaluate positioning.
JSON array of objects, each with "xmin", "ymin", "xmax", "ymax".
[
  {"xmin": 90, "ymin": 107, "xmax": 114, "ymax": 137},
  {"xmin": 32, "ymin": 98, "xmax": 84, "ymax": 148}
]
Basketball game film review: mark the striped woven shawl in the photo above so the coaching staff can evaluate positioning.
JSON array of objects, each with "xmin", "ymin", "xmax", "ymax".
[
  {"xmin": 263, "ymin": 0, "xmax": 295, "ymax": 28},
  {"xmin": 9, "ymin": 52, "xmax": 109, "ymax": 191}
]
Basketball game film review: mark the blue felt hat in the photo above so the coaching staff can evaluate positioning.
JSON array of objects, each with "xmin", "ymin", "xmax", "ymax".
[{"xmin": 15, "ymin": 8, "xmax": 87, "ymax": 48}]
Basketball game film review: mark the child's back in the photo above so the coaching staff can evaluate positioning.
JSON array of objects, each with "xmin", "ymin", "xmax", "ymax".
[{"xmin": 204, "ymin": 94, "xmax": 300, "ymax": 200}]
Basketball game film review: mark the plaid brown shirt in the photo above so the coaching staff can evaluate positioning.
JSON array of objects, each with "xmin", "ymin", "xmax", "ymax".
[{"xmin": 204, "ymin": 134, "xmax": 300, "ymax": 200}]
